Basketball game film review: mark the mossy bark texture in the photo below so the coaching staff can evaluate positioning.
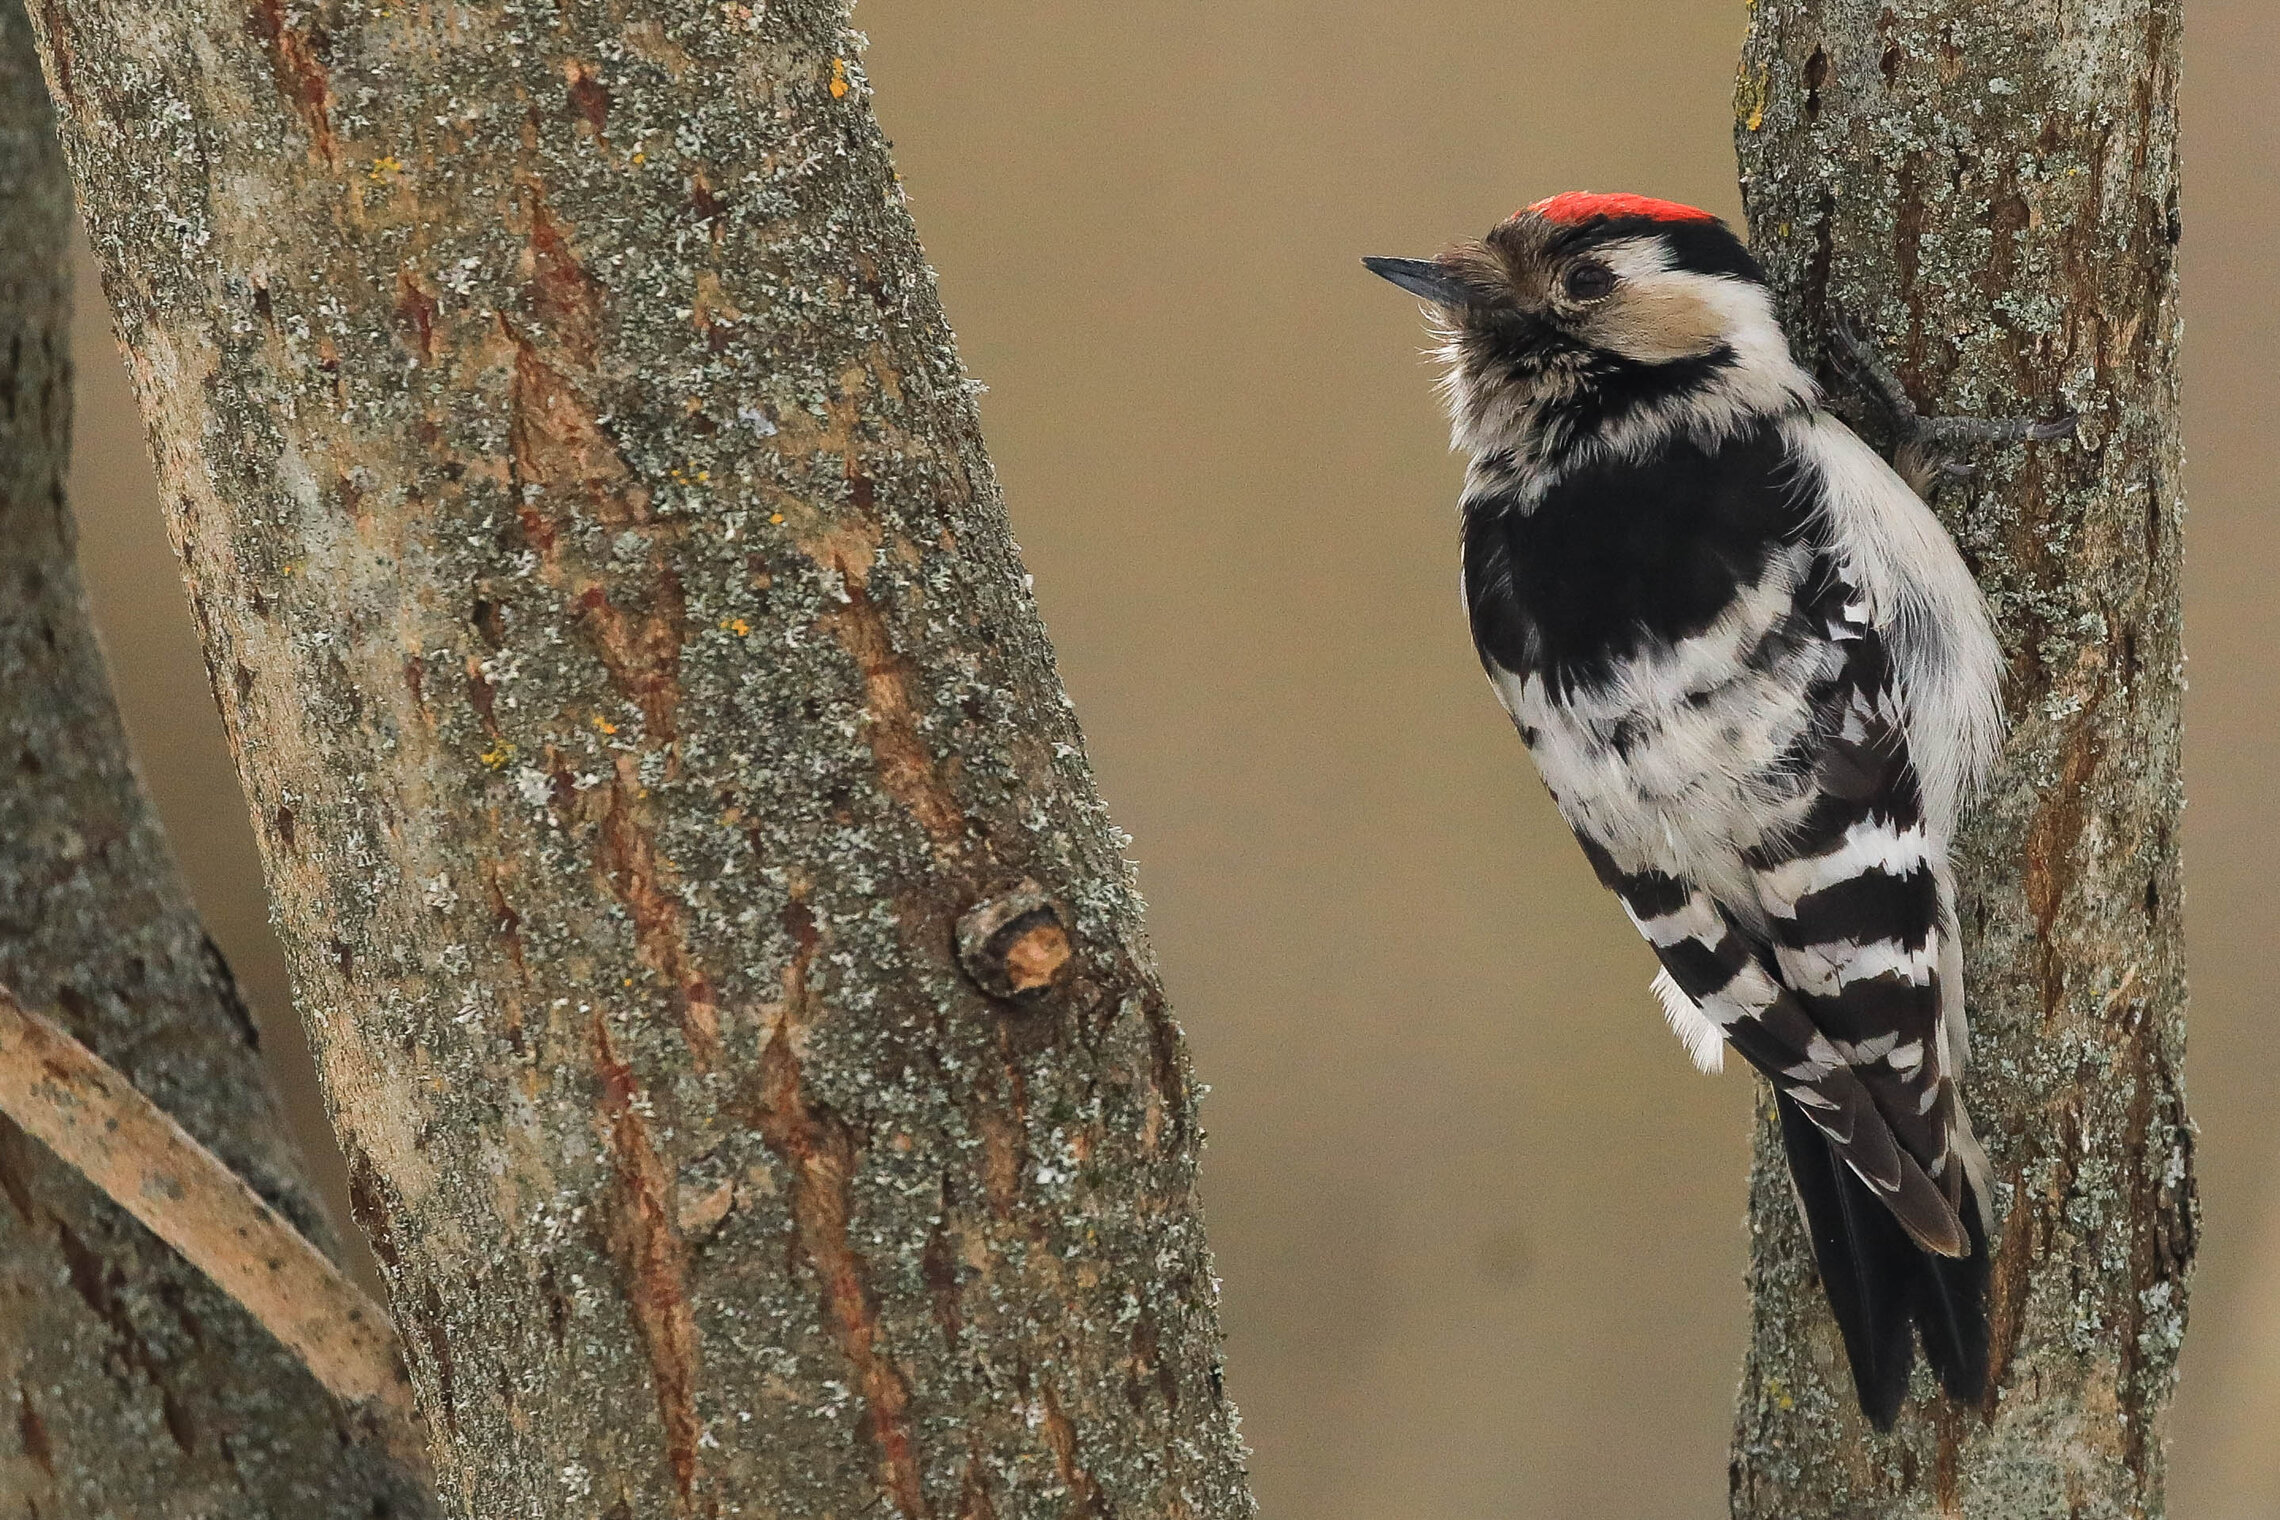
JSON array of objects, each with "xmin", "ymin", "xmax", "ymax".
[
  {"xmin": 1731, "ymin": 2, "xmax": 2191, "ymax": 1514},
  {"xmin": 19, "ymin": 2, "xmax": 1255, "ymax": 1517},
  {"xmin": 0, "ymin": 7, "xmax": 434, "ymax": 1514}
]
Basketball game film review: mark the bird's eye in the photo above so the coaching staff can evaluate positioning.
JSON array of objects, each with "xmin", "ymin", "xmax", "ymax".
[{"xmin": 1564, "ymin": 262, "xmax": 1617, "ymax": 301}]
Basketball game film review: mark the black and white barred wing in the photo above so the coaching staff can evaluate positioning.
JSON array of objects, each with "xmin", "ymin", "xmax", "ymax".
[
  {"xmin": 1577, "ymin": 565, "xmax": 1972, "ymax": 1259},
  {"xmin": 1746, "ymin": 567, "xmax": 1975, "ymax": 1234},
  {"xmin": 1578, "ymin": 839, "xmax": 1966, "ymax": 1260}
]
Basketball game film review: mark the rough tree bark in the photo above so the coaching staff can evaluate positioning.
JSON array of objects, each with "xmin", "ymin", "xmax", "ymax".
[
  {"xmin": 1730, "ymin": 2, "xmax": 2192, "ymax": 1514},
  {"xmin": 21, "ymin": 3, "xmax": 1255, "ymax": 1517},
  {"xmin": 0, "ymin": 7, "xmax": 434, "ymax": 1513}
]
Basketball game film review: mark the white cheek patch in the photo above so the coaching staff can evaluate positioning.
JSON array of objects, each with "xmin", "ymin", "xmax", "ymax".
[{"xmin": 1584, "ymin": 259, "xmax": 1735, "ymax": 364}]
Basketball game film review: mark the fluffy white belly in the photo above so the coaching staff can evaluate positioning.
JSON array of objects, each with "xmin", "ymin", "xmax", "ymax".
[{"xmin": 1488, "ymin": 553, "xmax": 1841, "ymax": 911}]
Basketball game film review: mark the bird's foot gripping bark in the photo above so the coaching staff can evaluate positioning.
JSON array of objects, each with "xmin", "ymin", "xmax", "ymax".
[{"xmin": 1829, "ymin": 316, "xmax": 2077, "ymax": 500}]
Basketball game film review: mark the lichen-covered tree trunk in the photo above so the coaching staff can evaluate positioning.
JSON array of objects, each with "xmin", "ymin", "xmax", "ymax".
[
  {"xmin": 0, "ymin": 8, "xmax": 435, "ymax": 1514},
  {"xmin": 20, "ymin": 2, "xmax": 1255, "ymax": 1517},
  {"xmin": 1729, "ymin": 2, "xmax": 2191, "ymax": 1513}
]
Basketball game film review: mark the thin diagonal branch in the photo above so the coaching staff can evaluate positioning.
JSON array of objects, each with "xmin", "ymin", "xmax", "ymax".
[{"xmin": 0, "ymin": 984, "xmax": 422, "ymax": 1459}]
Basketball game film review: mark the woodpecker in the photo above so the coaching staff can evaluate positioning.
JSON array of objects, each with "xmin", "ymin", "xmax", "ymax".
[{"xmin": 1366, "ymin": 191, "xmax": 2070, "ymax": 1428}]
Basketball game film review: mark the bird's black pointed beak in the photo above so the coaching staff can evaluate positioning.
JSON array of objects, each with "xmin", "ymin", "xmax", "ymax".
[{"xmin": 1362, "ymin": 256, "xmax": 1471, "ymax": 307}]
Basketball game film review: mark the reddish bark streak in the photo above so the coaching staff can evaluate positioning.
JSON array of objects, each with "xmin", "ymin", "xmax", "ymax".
[
  {"xmin": 246, "ymin": 0, "xmax": 336, "ymax": 165},
  {"xmin": 495, "ymin": 202, "xmax": 716, "ymax": 1062},
  {"xmin": 741, "ymin": 904, "xmax": 930, "ymax": 1519},
  {"xmin": 819, "ymin": 580, "xmax": 964, "ymax": 848},
  {"xmin": 29, "ymin": 0, "xmax": 70, "ymax": 106},
  {"xmin": 564, "ymin": 60, "xmax": 611, "ymax": 142},
  {"xmin": 1039, "ymin": 1382, "xmax": 1108, "ymax": 1520},
  {"xmin": 504, "ymin": 270, "xmax": 684, "ymax": 743},
  {"xmin": 526, "ymin": 196, "xmax": 606, "ymax": 367},
  {"xmin": 16, "ymin": 1386, "xmax": 51, "ymax": 1476},
  {"xmin": 955, "ymin": 1447, "xmax": 999, "ymax": 1520},
  {"xmin": 2022, "ymin": 699, "xmax": 2105, "ymax": 1027},
  {"xmin": 598, "ymin": 764, "xmax": 721, "ymax": 1064},
  {"xmin": 571, "ymin": 573, "xmax": 686, "ymax": 744},
  {"xmin": 1979, "ymin": 1177, "xmax": 2040, "ymax": 1410},
  {"xmin": 392, "ymin": 269, "xmax": 439, "ymax": 366},
  {"xmin": 506, "ymin": 341, "xmax": 640, "ymax": 514},
  {"xmin": 752, "ymin": 1025, "xmax": 929, "ymax": 1519},
  {"xmin": 593, "ymin": 1016, "xmax": 704, "ymax": 1504}
]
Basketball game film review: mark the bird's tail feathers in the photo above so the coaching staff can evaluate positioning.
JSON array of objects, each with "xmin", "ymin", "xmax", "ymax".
[{"xmin": 1775, "ymin": 1091, "xmax": 1991, "ymax": 1429}]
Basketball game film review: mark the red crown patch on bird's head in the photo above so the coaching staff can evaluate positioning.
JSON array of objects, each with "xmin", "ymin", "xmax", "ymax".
[{"xmin": 1523, "ymin": 191, "xmax": 1717, "ymax": 226}]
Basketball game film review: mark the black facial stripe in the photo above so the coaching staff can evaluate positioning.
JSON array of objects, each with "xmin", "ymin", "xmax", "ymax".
[
  {"xmin": 1551, "ymin": 347, "xmax": 1738, "ymax": 452},
  {"xmin": 1540, "ymin": 215, "xmax": 1769, "ymax": 286}
]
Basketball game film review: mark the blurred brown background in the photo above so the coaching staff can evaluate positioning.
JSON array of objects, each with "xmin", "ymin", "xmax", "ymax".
[{"xmin": 58, "ymin": 1, "xmax": 2274, "ymax": 1515}]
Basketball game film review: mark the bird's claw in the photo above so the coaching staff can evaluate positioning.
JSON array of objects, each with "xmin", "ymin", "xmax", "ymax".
[{"xmin": 1827, "ymin": 313, "xmax": 2075, "ymax": 501}]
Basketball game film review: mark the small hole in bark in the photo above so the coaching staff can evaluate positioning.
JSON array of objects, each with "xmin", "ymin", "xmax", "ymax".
[
  {"xmin": 691, "ymin": 177, "xmax": 727, "ymax": 225},
  {"xmin": 472, "ymin": 596, "xmax": 507, "ymax": 647},
  {"xmin": 1803, "ymin": 46, "xmax": 1828, "ymax": 119}
]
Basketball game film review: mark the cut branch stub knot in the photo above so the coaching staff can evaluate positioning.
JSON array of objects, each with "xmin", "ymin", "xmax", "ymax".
[{"xmin": 956, "ymin": 881, "xmax": 1075, "ymax": 1005}]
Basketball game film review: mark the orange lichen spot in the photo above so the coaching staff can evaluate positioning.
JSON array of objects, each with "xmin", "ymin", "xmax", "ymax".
[
  {"xmin": 368, "ymin": 154, "xmax": 404, "ymax": 183},
  {"xmin": 719, "ymin": 617, "xmax": 751, "ymax": 637},
  {"xmin": 830, "ymin": 59, "xmax": 849, "ymax": 99},
  {"xmin": 480, "ymin": 742, "xmax": 515, "ymax": 768},
  {"xmin": 768, "ymin": 512, "xmax": 785, "ymax": 525},
  {"xmin": 595, "ymin": 714, "xmax": 620, "ymax": 735}
]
